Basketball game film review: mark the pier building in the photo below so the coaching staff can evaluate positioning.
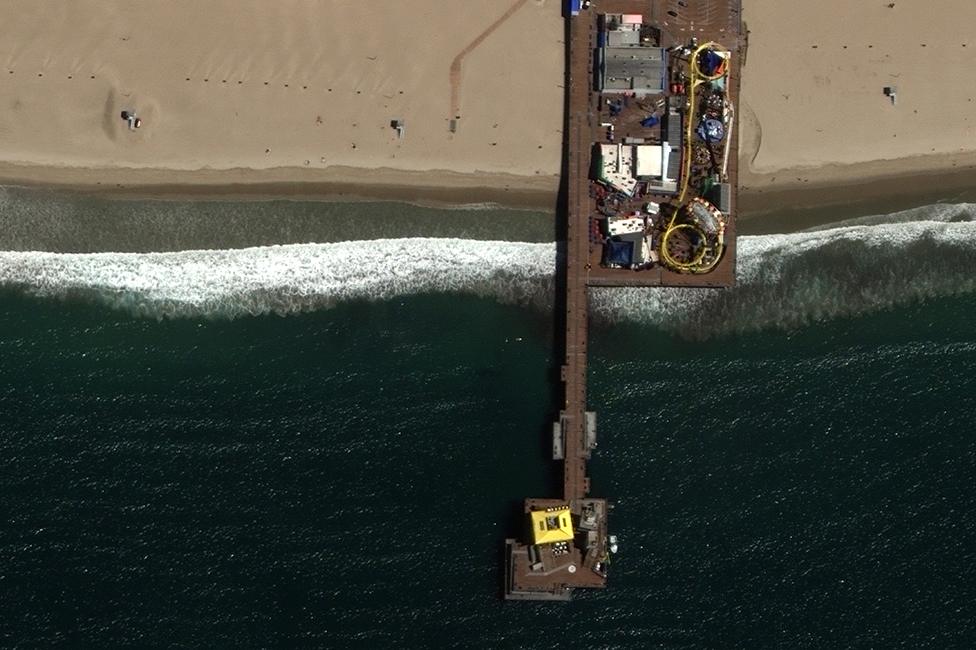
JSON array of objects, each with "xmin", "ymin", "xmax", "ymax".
[{"xmin": 504, "ymin": 0, "xmax": 742, "ymax": 600}]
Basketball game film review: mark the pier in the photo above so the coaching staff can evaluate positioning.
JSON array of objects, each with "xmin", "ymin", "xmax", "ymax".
[{"xmin": 505, "ymin": 0, "xmax": 742, "ymax": 600}]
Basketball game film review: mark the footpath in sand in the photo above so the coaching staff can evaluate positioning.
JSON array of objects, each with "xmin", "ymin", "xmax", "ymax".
[{"xmin": 0, "ymin": 0, "xmax": 564, "ymax": 197}]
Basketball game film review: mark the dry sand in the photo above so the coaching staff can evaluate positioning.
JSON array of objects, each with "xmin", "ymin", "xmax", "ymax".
[
  {"xmin": 0, "ymin": 0, "xmax": 564, "ymax": 199},
  {"xmin": 1, "ymin": 0, "xmax": 974, "ymax": 212},
  {"xmin": 738, "ymin": 0, "xmax": 976, "ymax": 199}
]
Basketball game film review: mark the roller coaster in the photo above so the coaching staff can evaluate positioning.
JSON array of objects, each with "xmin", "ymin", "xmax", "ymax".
[{"xmin": 659, "ymin": 41, "xmax": 732, "ymax": 274}]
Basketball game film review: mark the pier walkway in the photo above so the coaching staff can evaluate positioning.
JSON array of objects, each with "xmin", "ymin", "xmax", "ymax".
[{"xmin": 505, "ymin": 0, "xmax": 742, "ymax": 601}]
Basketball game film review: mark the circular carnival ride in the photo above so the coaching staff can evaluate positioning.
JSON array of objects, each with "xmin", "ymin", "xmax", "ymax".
[
  {"xmin": 661, "ymin": 197, "xmax": 726, "ymax": 269},
  {"xmin": 659, "ymin": 41, "xmax": 732, "ymax": 274}
]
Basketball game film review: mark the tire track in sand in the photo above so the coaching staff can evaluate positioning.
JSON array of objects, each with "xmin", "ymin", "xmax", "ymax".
[{"xmin": 449, "ymin": 0, "xmax": 530, "ymax": 123}]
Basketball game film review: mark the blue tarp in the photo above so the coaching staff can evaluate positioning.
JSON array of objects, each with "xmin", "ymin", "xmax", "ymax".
[
  {"xmin": 568, "ymin": 0, "xmax": 581, "ymax": 16},
  {"xmin": 603, "ymin": 240, "xmax": 634, "ymax": 267}
]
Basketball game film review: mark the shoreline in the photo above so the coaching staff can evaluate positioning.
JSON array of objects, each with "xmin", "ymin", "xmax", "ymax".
[
  {"xmin": 737, "ymin": 154, "xmax": 976, "ymax": 233},
  {"xmin": 740, "ymin": 151, "xmax": 976, "ymax": 215},
  {"xmin": 2, "ymin": 0, "xmax": 973, "ymax": 230},
  {"xmin": 2, "ymin": 154, "xmax": 973, "ymax": 230},
  {"xmin": 0, "ymin": 162, "xmax": 560, "ymax": 211}
]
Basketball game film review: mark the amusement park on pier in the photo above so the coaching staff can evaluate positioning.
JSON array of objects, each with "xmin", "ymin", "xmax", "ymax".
[{"xmin": 505, "ymin": 0, "xmax": 741, "ymax": 600}]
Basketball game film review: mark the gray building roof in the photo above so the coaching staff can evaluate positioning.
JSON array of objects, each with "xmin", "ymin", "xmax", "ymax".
[
  {"xmin": 599, "ymin": 47, "xmax": 666, "ymax": 94},
  {"xmin": 665, "ymin": 108, "xmax": 682, "ymax": 144},
  {"xmin": 607, "ymin": 30, "xmax": 641, "ymax": 47},
  {"xmin": 707, "ymin": 182, "xmax": 732, "ymax": 212},
  {"xmin": 666, "ymin": 148, "xmax": 681, "ymax": 181}
]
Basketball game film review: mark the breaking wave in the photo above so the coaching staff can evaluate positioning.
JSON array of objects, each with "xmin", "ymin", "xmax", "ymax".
[
  {"xmin": 1, "ymin": 203, "xmax": 975, "ymax": 337},
  {"xmin": 804, "ymin": 201, "xmax": 976, "ymax": 230},
  {"xmin": 593, "ymin": 204, "xmax": 976, "ymax": 337},
  {"xmin": 0, "ymin": 239, "xmax": 558, "ymax": 318}
]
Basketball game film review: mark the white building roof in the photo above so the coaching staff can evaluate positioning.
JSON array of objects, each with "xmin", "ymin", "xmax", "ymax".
[
  {"xmin": 635, "ymin": 145, "xmax": 663, "ymax": 178},
  {"xmin": 607, "ymin": 216, "xmax": 644, "ymax": 236},
  {"xmin": 598, "ymin": 144, "xmax": 638, "ymax": 195}
]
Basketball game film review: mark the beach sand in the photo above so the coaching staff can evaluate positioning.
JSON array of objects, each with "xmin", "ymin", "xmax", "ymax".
[
  {"xmin": 1, "ymin": 0, "xmax": 974, "ymax": 213},
  {"xmin": 738, "ymin": 0, "xmax": 976, "ymax": 212},
  {"xmin": 0, "ymin": 0, "xmax": 564, "ymax": 201}
]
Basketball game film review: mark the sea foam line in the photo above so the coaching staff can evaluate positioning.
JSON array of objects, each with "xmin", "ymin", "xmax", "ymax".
[
  {"xmin": 0, "ymin": 239, "xmax": 557, "ymax": 318},
  {"xmin": 593, "ymin": 215, "xmax": 976, "ymax": 337},
  {"xmin": 1, "ymin": 204, "xmax": 976, "ymax": 337}
]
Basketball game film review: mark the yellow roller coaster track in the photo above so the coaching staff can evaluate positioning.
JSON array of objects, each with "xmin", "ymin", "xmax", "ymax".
[{"xmin": 659, "ymin": 41, "xmax": 729, "ymax": 274}]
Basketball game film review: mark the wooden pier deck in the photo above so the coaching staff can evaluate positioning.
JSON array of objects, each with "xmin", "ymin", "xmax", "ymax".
[{"xmin": 505, "ymin": 0, "xmax": 742, "ymax": 601}]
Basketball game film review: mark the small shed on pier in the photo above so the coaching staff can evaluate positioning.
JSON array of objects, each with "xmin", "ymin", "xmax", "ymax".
[{"xmin": 530, "ymin": 507, "xmax": 575, "ymax": 545}]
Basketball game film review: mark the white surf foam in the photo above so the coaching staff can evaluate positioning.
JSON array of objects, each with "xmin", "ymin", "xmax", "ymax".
[
  {"xmin": 2, "ymin": 204, "xmax": 975, "ymax": 337},
  {"xmin": 0, "ymin": 239, "xmax": 557, "ymax": 318},
  {"xmin": 593, "ymin": 211, "xmax": 976, "ymax": 337},
  {"xmin": 804, "ymin": 202, "xmax": 976, "ymax": 231}
]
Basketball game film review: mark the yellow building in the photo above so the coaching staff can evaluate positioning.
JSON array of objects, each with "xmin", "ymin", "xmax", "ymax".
[{"xmin": 530, "ymin": 507, "xmax": 575, "ymax": 545}]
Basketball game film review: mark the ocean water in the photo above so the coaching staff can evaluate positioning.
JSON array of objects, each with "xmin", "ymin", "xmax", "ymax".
[{"xmin": 1, "ymin": 193, "xmax": 975, "ymax": 648}]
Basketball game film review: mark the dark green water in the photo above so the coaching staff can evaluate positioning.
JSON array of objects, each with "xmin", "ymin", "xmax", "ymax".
[
  {"xmin": 1, "ymin": 289, "xmax": 974, "ymax": 648},
  {"xmin": 1, "ymin": 192, "xmax": 975, "ymax": 648}
]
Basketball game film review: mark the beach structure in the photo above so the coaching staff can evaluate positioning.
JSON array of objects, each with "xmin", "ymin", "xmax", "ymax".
[
  {"xmin": 585, "ymin": 5, "xmax": 739, "ymax": 283},
  {"xmin": 595, "ymin": 142, "xmax": 680, "ymax": 196},
  {"xmin": 596, "ymin": 14, "xmax": 668, "ymax": 95},
  {"xmin": 120, "ymin": 110, "xmax": 142, "ymax": 130},
  {"xmin": 506, "ymin": 0, "xmax": 741, "ymax": 601},
  {"xmin": 530, "ymin": 507, "xmax": 574, "ymax": 544}
]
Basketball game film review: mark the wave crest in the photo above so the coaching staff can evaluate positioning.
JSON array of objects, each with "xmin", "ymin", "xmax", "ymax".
[
  {"xmin": 2, "ymin": 204, "xmax": 976, "ymax": 337},
  {"xmin": 594, "ymin": 206, "xmax": 976, "ymax": 336},
  {"xmin": 0, "ymin": 239, "xmax": 557, "ymax": 318}
]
